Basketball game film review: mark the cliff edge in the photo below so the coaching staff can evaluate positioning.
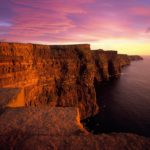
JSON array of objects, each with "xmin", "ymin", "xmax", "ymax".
[{"xmin": 0, "ymin": 107, "xmax": 149, "ymax": 150}]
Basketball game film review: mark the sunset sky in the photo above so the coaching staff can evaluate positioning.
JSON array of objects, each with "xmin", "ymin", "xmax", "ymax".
[{"xmin": 0, "ymin": 0, "xmax": 150, "ymax": 55}]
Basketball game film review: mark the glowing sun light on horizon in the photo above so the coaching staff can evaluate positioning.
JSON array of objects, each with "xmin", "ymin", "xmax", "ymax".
[{"xmin": 90, "ymin": 38, "xmax": 150, "ymax": 55}]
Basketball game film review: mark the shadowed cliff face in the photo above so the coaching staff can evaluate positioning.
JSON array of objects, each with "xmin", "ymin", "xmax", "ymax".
[
  {"xmin": 92, "ymin": 50, "xmax": 130, "ymax": 82},
  {"xmin": 0, "ymin": 42, "xmax": 130, "ymax": 119}
]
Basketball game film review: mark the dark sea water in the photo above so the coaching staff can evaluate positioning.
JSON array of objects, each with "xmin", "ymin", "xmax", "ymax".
[{"xmin": 83, "ymin": 56, "xmax": 150, "ymax": 137}]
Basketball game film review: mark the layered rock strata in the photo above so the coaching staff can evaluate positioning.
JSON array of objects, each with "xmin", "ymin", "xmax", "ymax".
[
  {"xmin": 0, "ymin": 43, "xmax": 99, "ymax": 119},
  {"xmin": 0, "ymin": 42, "xmax": 132, "ymax": 119}
]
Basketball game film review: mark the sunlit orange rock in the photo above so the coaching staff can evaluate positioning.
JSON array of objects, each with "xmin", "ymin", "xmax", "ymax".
[
  {"xmin": 0, "ymin": 43, "xmax": 98, "ymax": 119},
  {"xmin": 0, "ymin": 42, "xmax": 135, "ymax": 119},
  {"xmin": 0, "ymin": 107, "xmax": 149, "ymax": 150}
]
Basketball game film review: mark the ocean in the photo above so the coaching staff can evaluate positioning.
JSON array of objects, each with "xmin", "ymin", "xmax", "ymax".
[{"xmin": 83, "ymin": 56, "xmax": 150, "ymax": 137}]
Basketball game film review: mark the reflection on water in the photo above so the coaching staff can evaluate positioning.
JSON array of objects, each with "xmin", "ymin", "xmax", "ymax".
[{"xmin": 83, "ymin": 57, "xmax": 150, "ymax": 137}]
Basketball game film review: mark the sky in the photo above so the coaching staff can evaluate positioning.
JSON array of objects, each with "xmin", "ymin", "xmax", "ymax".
[{"xmin": 0, "ymin": 0, "xmax": 150, "ymax": 55}]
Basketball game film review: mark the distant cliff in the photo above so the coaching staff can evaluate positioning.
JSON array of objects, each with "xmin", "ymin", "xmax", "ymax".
[
  {"xmin": 129, "ymin": 55, "xmax": 143, "ymax": 61},
  {"xmin": 0, "ymin": 42, "xmax": 138, "ymax": 119},
  {"xmin": 92, "ymin": 50, "xmax": 130, "ymax": 81}
]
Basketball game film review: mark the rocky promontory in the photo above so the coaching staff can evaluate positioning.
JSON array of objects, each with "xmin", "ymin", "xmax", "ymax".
[
  {"xmin": 0, "ymin": 107, "xmax": 149, "ymax": 150},
  {"xmin": 129, "ymin": 55, "xmax": 143, "ymax": 61}
]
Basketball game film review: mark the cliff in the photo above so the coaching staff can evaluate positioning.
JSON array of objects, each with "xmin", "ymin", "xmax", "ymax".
[
  {"xmin": 129, "ymin": 55, "xmax": 143, "ymax": 61},
  {"xmin": 0, "ymin": 42, "xmax": 99, "ymax": 119},
  {"xmin": 0, "ymin": 42, "xmax": 148, "ymax": 149},
  {"xmin": 0, "ymin": 42, "xmax": 131, "ymax": 119}
]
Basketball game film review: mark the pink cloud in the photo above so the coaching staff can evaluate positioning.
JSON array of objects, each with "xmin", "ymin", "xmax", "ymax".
[
  {"xmin": 6, "ymin": 0, "xmax": 94, "ymax": 38},
  {"xmin": 0, "ymin": 0, "xmax": 150, "ymax": 44}
]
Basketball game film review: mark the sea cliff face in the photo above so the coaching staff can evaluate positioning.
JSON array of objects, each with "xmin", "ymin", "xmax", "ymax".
[
  {"xmin": 0, "ymin": 42, "xmax": 131, "ymax": 119},
  {"xmin": 0, "ymin": 43, "xmax": 98, "ymax": 119},
  {"xmin": 92, "ymin": 50, "xmax": 130, "ymax": 82}
]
